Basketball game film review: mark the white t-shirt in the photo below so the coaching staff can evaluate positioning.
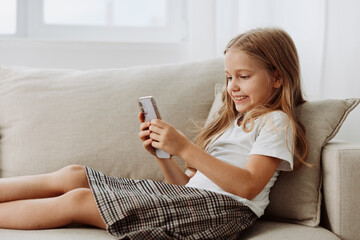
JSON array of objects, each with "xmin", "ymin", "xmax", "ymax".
[{"xmin": 185, "ymin": 111, "xmax": 294, "ymax": 217}]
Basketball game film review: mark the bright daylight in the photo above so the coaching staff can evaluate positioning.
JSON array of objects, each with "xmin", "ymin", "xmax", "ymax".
[{"xmin": 0, "ymin": 1, "xmax": 359, "ymax": 240}]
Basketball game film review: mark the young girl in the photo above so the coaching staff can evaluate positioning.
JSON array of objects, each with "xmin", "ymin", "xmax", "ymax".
[{"xmin": 0, "ymin": 28, "xmax": 308, "ymax": 239}]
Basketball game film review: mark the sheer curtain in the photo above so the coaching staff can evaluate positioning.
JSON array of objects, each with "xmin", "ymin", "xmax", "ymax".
[
  {"xmin": 215, "ymin": 0, "xmax": 327, "ymax": 100},
  {"xmin": 188, "ymin": 0, "xmax": 359, "ymax": 141}
]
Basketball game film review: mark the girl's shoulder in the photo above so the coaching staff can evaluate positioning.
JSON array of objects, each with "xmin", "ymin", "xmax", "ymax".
[
  {"xmin": 257, "ymin": 110, "xmax": 291, "ymax": 129},
  {"xmin": 258, "ymin": 110, "xmax": 289, "ymax": 121},
  {"xmin": 267, "ymin": 110, "xmax": 289, "ymax": 120}
]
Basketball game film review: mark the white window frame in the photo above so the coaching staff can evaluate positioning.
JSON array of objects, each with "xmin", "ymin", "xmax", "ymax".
[
  {"xmin": 0, "ymin": 0, "xmax": 25, "ymax": 38},
  {"xmin": 3, "ymin": 0, "xmax": 187, "ymax": 43}
]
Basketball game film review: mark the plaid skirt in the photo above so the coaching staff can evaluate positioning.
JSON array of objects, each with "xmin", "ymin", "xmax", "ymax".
[{"xmin": 85, "ymin": 167, "xmax": 257, "ymax": 240}]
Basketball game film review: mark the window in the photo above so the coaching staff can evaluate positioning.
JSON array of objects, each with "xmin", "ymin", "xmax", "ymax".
[
  {"xmin": 0, "ymin": 0, "xmax": 17, "ymax": 35},
  {"xmin": 43, "ymin": 0, "xmax": 167, "ymax": 27},
  {"xmin": 1, "ymin": 0, "xmax": 187, "ymax": 43}
]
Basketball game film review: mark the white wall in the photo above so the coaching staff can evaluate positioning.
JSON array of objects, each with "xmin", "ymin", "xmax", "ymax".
[
  {"xmin": 321, "ymin": 0, "xmax": 360, "ymax": 141},
  {"xmin": 0, "ymin": 39, "xmax": 188, "ymax": 70},
  {"xmin": 224, "ymin": 0, "xmax": 327, "ymax": 101},
  {"xmin": 0, "ymin": 0, "xmax": 359, "ymax": 141}
]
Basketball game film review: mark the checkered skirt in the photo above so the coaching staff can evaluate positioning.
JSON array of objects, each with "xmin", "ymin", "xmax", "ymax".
[{"xmin": 85, "ymin": 167, "xmax": 257, "ymax": 240}]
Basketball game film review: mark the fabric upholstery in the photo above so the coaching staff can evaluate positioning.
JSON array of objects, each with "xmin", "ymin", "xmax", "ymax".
[
  {"xmin": 238, "ymin": 220, "xmax": 340, "ymax": 240},
  {"xmin": 266, "ymin": 98, "xmax": 359, "ymax": 226},
  {"xmin": 322, "ymin": 141, "xmax": 360, "ymax": 240},
  {"xmin": 206, "ymin": 84, "xmax": 359, "ymax": 226},
  {"xmin": 0, "ymin": 59, "xmax": 224, "ymax": 180},
  {"xmin": 0, "ymin": 227, "xmax": 115, "ymax": 240},
  {"xmin": 0, "ymin": 221, "xmax": 340, "ymax": 240}
]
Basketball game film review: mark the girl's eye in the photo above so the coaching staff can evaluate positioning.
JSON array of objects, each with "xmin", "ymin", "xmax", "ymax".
[
  {"xmin": 226, "ymin": 76, "xmax": 232, "ymax": 81},
  {"xmin": 240, "ymin": 75, "xmax": 249, "ymax": 79}
]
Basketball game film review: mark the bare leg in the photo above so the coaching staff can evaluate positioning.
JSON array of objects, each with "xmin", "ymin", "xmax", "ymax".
[
  {"xmin": 0, "ymin": 165, "xmax": 89, "ymax": 202},
  {"xmin": 0, "ymin": 188, "xmax": 106, "ymax": 230}
]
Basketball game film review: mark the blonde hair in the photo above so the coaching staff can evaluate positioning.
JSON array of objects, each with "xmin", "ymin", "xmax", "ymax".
[{"xmin": 190, "ymin": 28, "xmax": 309, "ymax": 171}]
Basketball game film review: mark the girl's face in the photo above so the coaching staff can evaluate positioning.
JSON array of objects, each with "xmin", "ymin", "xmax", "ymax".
[{"xmin": 225, "ymin": 49, "xmax": 280, "ymax": 113}]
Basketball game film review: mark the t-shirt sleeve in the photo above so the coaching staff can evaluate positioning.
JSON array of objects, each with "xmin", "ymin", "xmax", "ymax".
[{"xmin": 250, "ymin": 111, "xmax": 294, "ymax": 171}]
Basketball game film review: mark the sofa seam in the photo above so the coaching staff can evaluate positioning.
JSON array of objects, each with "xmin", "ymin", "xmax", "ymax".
[
  {"xmin": 316, "ymin": 166, "xmax": 323, "ymax": 227},
  {"xmin": 338, "ymin": 151, "xmax": 343, "ymax": 237},
  {"xmin": 323, "ymin": 99, "xmax": 360, "ymax": 144}
]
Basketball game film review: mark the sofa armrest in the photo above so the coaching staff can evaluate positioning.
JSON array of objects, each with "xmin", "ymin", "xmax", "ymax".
[{"xmin": 322, "ymin": 140, "xmax": 360, "ymax": 240}]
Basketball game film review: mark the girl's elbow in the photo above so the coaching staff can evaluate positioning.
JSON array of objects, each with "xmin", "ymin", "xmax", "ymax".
[
  {"xmin": 244, "ymin": 190, "xmax": 259, "ymax": 200},
  {"xmin": 233, "ymin": 185, "xmax": 259, "ymax": 200}
]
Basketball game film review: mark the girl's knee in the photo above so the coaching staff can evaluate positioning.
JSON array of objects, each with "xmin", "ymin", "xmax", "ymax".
[
  {"xmin": 59, "ymin": 165, "xmax": 85, "ymax": 175},
  {"xmin": 61, "ymin": 188, "xmax": 92, "ymax": 221},
  {"xmin": 64, "ymin": 188, "xmax": 93, "ymax": 205},
  {"xmin": 55, "ymin": 165, "xmax": 89, "ymax": 193},
  {"xmin": 63, "ymin": 188, "xmax": 105, "ymax": 228}
]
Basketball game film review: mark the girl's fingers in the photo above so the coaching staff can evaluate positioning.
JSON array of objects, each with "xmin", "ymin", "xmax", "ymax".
[
  {"xmin": 138, "ymin": 112, "xmax": 145, "ymax": 122},
  {"xmin": 138, "ymin": 130, "xmax": 150, "ymax": 140},
  {"xmin": 148, "ymin": 124, "xmax": 162, "ymax": 134},
  {"xmin": 143, "ymin": 138, "xmax": 156, "ymax": 156},
  {"xmin": 139, "ymin": 121, "xmax": 150, "ymax": 131},
  {"xmin": 150, "ymin": 119, "xmax": 165, "ymax": 127},
  {"xmin": 151, "ymin": 140, "xmax": 160, "ymax": 149},
  {"xmin": 143, "ymin": 138, "xmax": 153, "ymax": 147},
  {"xmin": 149, "ymin": 132, "xmax": 160, "ymax": 142}
]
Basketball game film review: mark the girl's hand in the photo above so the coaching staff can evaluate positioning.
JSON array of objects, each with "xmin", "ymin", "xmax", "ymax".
[
  {"xmin": 148, "ymin": 119, "xmax": 190, "ymax": 157},
  {"xmin": 139, "ymin": 112, "xmax": 191, "ymax": 185},
  {"xmin": 138, "ymin": 112, "xmax": 156, "ymax": 157}
]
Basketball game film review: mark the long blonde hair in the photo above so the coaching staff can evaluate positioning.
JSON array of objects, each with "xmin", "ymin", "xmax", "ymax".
[{"xmin": 191, "ymin": 28, "xmax": 309, "ymax": 171}]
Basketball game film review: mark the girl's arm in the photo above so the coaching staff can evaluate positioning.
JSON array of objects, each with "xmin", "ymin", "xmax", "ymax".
[
  {"xmin": 138, "ymin": 113, "xmax": 190, "ymax": 185},
  {"xmin": 180, "ymin": 143, "xmax": 280, "ymax": 199},
  {"xmin": 149, "ymin": 119, "xmax": 280, "ymax": 200},
  {"xmin": 154, "ymin": 157, "xmax": 190, "ymax": 185}
]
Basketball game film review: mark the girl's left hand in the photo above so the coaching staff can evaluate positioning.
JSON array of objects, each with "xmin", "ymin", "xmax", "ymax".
[{"xmin": 149, "ymin": 119, "xmax": 190, "ymax": 157}]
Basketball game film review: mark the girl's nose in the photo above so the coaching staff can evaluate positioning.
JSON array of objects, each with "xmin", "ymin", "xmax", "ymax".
[{"xmin": 228, "ymin": 80, "xmax": 240, "ymax": 91}]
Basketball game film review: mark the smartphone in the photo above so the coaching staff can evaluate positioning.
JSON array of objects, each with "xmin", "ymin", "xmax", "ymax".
[{"xmin": 138, "ymin": 96, "xmax": 171, "ymax": 159}]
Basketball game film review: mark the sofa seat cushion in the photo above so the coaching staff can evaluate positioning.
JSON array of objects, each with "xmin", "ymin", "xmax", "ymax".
[
  {"xmin": 0, "ymin": 227, "xmax": 114, "ymax": 240},
  {"xmin": 238, "ymin": 220, "xmax": 340, "ymax": 240},
  {"xmin": 0, "ymin": 221, "xmax": 339, "ymax": 240}
]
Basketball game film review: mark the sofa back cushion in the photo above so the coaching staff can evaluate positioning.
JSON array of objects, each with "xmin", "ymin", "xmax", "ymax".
[{"xmin": 0, "ymin": 59, "xmax": 224, "ymax": 180}]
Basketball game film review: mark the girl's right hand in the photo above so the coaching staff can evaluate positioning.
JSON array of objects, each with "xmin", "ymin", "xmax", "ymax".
[{"xmin": 138, "ymin": 112, "xmax": 156, "ymax": 157}]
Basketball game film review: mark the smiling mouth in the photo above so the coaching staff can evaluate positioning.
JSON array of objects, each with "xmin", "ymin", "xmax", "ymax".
[{"xmin": 233, "ymin": 96, "xmax": 248, "ymax": 102}]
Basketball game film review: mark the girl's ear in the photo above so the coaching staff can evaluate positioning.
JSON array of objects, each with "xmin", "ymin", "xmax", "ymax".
[{"xmin": 272, "ymin": 71, "xmax": 283, "ymax": 89}]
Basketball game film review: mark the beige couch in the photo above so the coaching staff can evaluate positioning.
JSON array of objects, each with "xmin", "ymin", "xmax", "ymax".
[{"xmin": 0, "ymin": 59, "xmax": 359, "ymax": 240}]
